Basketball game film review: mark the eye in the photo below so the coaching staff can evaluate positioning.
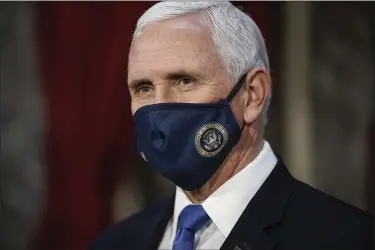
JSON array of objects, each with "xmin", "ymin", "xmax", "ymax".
[
  {"xmin": 178, "ymin": 77, "xmax": 195, "ymax": 86},
  {"xmin": 135, "ymin": 84, "xmax": 153, "ymax": 94}
]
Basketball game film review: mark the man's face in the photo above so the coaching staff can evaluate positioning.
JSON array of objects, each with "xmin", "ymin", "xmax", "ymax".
[{"xmin": 128, "ymin": 14, "xmax": 241, "ymax": 117}]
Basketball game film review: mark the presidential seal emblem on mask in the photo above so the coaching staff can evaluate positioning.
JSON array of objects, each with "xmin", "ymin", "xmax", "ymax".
[{"xmin": 195, "ymin": 123, "xmax": 229, "ymax": 157}]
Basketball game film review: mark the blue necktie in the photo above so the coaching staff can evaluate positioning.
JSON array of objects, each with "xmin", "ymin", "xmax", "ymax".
[{"xmin": 172, "ymin": 205, "xmax": 210, "ymax": 250}]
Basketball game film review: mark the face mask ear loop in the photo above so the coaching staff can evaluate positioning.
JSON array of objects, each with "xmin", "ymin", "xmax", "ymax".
[
  {"xmin": 227, "ymin": 74, "xmax": 247, "ymax": 103},
  {"xmin": 226, "ymin": 74, "xmax": 248, "ymax": 131}
]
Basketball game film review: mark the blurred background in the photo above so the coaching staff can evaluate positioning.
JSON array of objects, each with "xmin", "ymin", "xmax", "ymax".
[{"xmin": 0, "ymin": 1, "xmax": 374, "ymax": 250}]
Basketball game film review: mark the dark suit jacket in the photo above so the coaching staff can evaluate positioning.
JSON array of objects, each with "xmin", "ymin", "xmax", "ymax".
[{"xmin": 90, "ymin": 159, "xmax": 375, "ymax": 250}]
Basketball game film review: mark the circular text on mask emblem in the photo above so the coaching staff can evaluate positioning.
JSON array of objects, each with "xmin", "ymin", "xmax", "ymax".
[{"xmin": 195, "ymin": 122, "xmax": 228, "ymax": 157}]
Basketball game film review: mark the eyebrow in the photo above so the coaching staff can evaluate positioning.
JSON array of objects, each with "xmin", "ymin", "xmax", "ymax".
[{"xmin": 165, "ymin": 70, "xmax": 201, "ymax": 80}]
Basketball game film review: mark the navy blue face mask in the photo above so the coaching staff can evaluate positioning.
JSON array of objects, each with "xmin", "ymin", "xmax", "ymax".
[{"xmin": 133, "ymin": 75, "xmax": 246, "ymax": 191}]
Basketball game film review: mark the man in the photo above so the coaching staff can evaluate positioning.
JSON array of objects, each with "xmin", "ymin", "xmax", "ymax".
[{"xmin": 91, "ymin": 1, "xmax": 374, "ymax": 250}]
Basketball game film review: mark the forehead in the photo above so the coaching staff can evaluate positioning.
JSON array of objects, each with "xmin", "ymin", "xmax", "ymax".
[{"xmin": 128, "ymin": 14, "xmax": 224, "ymax": 82}]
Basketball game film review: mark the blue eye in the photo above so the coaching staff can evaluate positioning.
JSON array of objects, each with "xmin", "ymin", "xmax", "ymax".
[
  {"xmin": 136, "ymin": 84, "xmax": 153, "ymax": 94},
  {"xmin": 179, "ymin": 77, "xmax": 194, "ymax": 85}
]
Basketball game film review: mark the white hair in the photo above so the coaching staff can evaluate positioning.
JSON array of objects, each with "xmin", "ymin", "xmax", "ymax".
[{"xmin": 132, "ymin": 1, "xmax": 272, "ymax": 125}]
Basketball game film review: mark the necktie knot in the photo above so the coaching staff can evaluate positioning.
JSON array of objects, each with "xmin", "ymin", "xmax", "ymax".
[
  {"xmin": 177, "ymin": 204, "xmax": 210, "ymax": 233},
  {"xmin": 173, "ymin": 205, "xmax": 210, "ymax": 250}
]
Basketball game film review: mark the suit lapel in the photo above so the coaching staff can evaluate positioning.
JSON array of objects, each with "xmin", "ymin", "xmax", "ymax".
[
  {"xmin": 220, "ymin": 158, "xmax": 294, "ymax": 250},
  {"xmin": 145, "ymin": 194, "xmax": 175, "ymax": 250}
]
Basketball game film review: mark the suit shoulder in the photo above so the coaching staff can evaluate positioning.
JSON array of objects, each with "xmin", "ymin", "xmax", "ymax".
[
  {"xmin": 89, "ymin": 197, "xmax": 171, "ymax": 250},
  {"xmin": 285, "ymin": 179, "xmax": 374, "ymax": 247},
  {"xmin": 291, "ymin": 179, "xmax": 373, "ymax": 220}
]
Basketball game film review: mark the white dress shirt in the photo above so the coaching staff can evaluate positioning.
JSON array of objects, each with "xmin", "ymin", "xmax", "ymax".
[{"xmin": 158, "ymin": 140, "xmax": 277, "ymax": 250}]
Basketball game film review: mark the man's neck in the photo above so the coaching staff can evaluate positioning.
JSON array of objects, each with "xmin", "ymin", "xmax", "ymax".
[{"xmin": 186, "ymin": 125, "xmax": 263, "ymax": 204}]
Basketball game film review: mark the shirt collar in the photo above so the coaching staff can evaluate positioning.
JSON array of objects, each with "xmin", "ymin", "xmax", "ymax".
[{"xmin": 172, "ymin": 140, "xmax": 277, "ymax": 238}]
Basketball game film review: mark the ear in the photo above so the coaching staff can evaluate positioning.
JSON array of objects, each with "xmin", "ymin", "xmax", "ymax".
[{"xmin": 242, "ymin": 68, "xmax": 271, "ymax": 124}]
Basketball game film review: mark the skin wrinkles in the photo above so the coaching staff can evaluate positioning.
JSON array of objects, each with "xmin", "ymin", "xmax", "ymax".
[{"xmin": 128, "ymin": 13, "xmax": 271, "ymax": 203}]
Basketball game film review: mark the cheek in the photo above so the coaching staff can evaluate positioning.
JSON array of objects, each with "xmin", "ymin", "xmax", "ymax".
[
  {"xmin": 131, "ymin": 95, "xmax": 156, "ymax": 114},
  {"xmin": 169, "ymin": 87, "xmax": 213, "ymax": 103},
  {"xmin": 131, "ymin": 100, "xmax": 144, "ymax": 115},
  {"xmin": 190, "ymin": 84, "xmax": 230, "ymax": 103},
  {"xmin": 130, "ymin": 102, "xmax": 137, "ymax": 115},
  {"xmin": 185, "ymin": 89, "xmax": 217, "ymax": 102}
]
